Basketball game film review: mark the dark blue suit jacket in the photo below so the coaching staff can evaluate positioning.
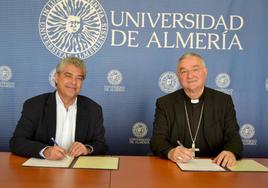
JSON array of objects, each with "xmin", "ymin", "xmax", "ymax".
[{"xmin": 10, "ymin": 92, "xmax": 107, "ymax": 158}]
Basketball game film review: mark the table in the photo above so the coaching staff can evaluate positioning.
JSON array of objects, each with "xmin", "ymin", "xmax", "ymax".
[
  {"xmin": 1, "ymin": 152, "xmax": 268, "ymax": 188},
  {"xmin": 0, "ymin": 152, "xmax": 111, "ymax": 188},
  {"xmin": 111, "ymin": 156, "xmax": 268, "ymax": 188}
]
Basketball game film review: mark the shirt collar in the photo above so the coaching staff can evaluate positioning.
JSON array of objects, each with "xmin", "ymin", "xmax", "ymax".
[{"xmin": 55, "ymin": 91, "xmax": 77, "ymax": 109}]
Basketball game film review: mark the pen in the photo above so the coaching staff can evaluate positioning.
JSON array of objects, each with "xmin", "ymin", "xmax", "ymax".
[
  {"xmin": 51, "ymin": 137, "xmax": 68, "ymax": 158},
  {"xmin": 51, "ymin": 137, "xmax": 59, "ymax": 146},
  {"xmin": 177, "ymin": 140, "xmax": 194, "ymax": 159},
  {"xmin": 177, "ymin": 140, "xmax": 184, "ymax": 147}
]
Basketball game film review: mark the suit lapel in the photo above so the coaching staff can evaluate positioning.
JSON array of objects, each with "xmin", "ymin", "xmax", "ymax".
[
  {"xmin": 75, "ymin": 96, "xmax": 87, "ymax": 141},
  {"xmin": 45, "ymin": 92, "xmax": 57, "ymax": 143},
  {"xmin": 203, "ymin": 88, "xmax": 214, "ymax": 149},
  {"xmin": 174, "ymin": 91, "xmax": 187, "ymax": 142}
]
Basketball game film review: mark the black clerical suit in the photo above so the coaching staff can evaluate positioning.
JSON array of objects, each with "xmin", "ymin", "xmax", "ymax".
[
  {"xmin": 150, "ymin": 87, "xmax": 243, "ymax": 159},
  {"xmin": 10, "ymin": 92, "xmax": 107, "ymax": 158}
]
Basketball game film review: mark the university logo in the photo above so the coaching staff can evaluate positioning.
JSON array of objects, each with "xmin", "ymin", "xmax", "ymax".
[
  {"xmin": 107, "ymin": 70, "xmax": 122, "ymax": 85},
  {"xmin": 49, "ymin": 68, "xmax": 56, "ymax": 88},
  {"xmin": 129, "ymin": 122, "xmax": 150, "ymax": 144},
  {"xmin": 215, "ymin": 73, "xmax": 230, "ymax": 89},
  {"xmin": 0, "ymin": 66, "xmax": 12, "ymax": 81},
  {"xmin": 104, "ymin": 69, "xmax": 125, "ymax": 92},
  {"xmin": 159, "ymin": 71, "xmax": 179, "ymax": 93},
  {"xmin": 132, "ymin": 122, "xmax": 148, "ymax": 138},
  {"xmin": 265, "ymin": 78, "xmax": 268, "ymax": 92},
  {"xmin": 39, "ymin": 0, "xmax": 108, "ymax": 59},
  {"xmin": 240, "ymin": 124, "xmax": 255, "ymax": 139},
  {"xmin": 0, "ymin": 65, "xmax": 15, "ymax": 88}
]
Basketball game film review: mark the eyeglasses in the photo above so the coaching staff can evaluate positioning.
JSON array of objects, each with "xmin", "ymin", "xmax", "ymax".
[{"xmin": 179, "ymin": 67, "xmax": 203, "ymax": 76}]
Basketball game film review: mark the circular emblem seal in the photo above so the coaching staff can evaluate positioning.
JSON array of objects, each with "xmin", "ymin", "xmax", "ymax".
[
  {"xmin": 0, "ymin": 66, "xmax": 12, "ymax": 81},
  {"xmin": 265, "ymin": 78, "xmax": 268, "ymax": 92},
  {"xmin": 239, "ymin": 124, "xmax": 255, "ymax": 139},
  {"xmin": 132, "ymin": 122, "xmax": 148, "ymax": 138},
  {"xmin": 216, "ymin": 73, "xmax": 231, "ymax": 89},
  {"xmin": 49, "ymin": 68, "xmax": 56, "ymax": 88},
  {"xmin": 107, "ymin": 70, "xmax": 122, "ymax": 85},
  {"xmin": 39, "ymin": 0, "xmax": 108, "ymax": 59},
  {"xmin": 159, "ymin": 71, "xmax": 179, "ymax": 93}
]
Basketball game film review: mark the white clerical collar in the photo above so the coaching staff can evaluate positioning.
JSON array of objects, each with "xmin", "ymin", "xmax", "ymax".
[{"xmin": 191, "ymin": 99, "xmax": 199, "ymax": 104}]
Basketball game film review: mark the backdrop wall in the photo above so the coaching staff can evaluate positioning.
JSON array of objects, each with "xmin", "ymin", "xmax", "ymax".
[{"xmin": 1, "ymin": 0, "xmax": 267, "ymax": 157}]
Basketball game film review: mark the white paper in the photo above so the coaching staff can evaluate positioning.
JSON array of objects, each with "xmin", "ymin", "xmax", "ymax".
[
  {"xmin": 22, "ymin": 156, "xmax": 74, "ymax": 168},
  {"xmin": 177, "ymin": 159, "xmax": 226, "ymax": 171}
]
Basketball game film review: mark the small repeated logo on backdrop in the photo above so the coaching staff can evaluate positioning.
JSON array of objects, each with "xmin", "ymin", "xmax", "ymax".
[
  {"xmin": 129, "ymin": 122, "xmax": 150, "ymax": 144},
  {"xmin": 132, "ymin": 122, "xmax": 148, "ymax": 138},
  {"xmin": 215, "ymin": 73, "xmax": 233, "ymax": 95},
  {"xmin": 104, "ymin": 69, "xmax": 125, "ymax": 92},
  {"xmin": 107, "ymin": 70, "xmax": 122, "ymax": 85},
  {"xmin": 265, "ymin": 78, "xmax": 268, "ymax": 92},
  {"xmin": 0, "ymin": 66, "xmax": 15, "ymax": 88},
  {"xmin": 0, "ymin": 66, "xmax": 12, "ymax": 81},
  {"xmin": 39, "ymin": 0, "xmax": 108, "ymax": 59},
  {"xmin": 239, "ymin": 124, "xmax": 257, "ymax": 145},
  {"xmin": 49, "ymin": 69, "xmax": 56, "ymax": 88},
  {"xmin": 159, "ymin": 71, "xmax": 180, "ymax": 93}
]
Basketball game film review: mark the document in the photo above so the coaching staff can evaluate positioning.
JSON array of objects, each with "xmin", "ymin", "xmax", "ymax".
[
  {"xmin": 228, "ymin": 159, "xmax": 268, "ymax": 172},
  {"xmin": 22, "ymin": 156, "xmax": 74, "ymax": 168},
  {"xmin": 177, "ymin": 159, "xmax": 226, "ymax": 171},
  {"xmin": 73, "ymin": 156, "xmax": 119, "ymax": 170},
  {"xmin": 22, "ymin": 156, "xmax": 119, "ymax": 170}
]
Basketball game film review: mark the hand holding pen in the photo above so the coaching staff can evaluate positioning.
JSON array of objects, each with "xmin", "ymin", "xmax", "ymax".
[
  {"xmin": 43, "ymin": 137, "xmax": 66, "ymax": 160},
  {"xmin": 167, "ymin": 140, "xmax": 193, "ymax": 163},
  {"xmin": 177, "ymin": 140, "xmax": 193, "ymax": 162}
]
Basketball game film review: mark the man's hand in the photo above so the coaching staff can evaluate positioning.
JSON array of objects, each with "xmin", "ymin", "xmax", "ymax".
[
  {"xmin": 213, "ymin": 150, "xmax": 236, "ymax": 168},
  {"xmin": 68, "ymin": 142, "xmax": 91, "ymax": 157},
  {"xmin": 43, "ymin": 146, "xmax": 66, "ymax": 160},
  {"xmin": 167, "ymin": 146, "xmax": 192, "ymax": 163}
]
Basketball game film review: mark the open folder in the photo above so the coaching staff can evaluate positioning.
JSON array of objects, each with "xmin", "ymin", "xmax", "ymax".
[
  {"xmin": 177, "ymin": 159, "xmax": 226, "ymax": 171},
  {"xmin": 177, "ymin": 159, "xmax": 268, "ymax": 172},
  {"xmin": 228, "ymin": 159, "xmax": 268, "ymax": 172},
  {"xmin": 22, "ymin": 156, "xmax": 119, "ymax": 170},
  {"xmin": 73, "ymin": 156, "xmax": 119, "ymax": 170}
]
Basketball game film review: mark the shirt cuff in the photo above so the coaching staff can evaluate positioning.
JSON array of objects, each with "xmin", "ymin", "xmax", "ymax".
[
  {"xmin": 85, "ymin": 145, "xmax": 94, "ymax": 154},
  {"xmin": 39, "ymin": 146, "xmax": 49, "ymax": 158}
]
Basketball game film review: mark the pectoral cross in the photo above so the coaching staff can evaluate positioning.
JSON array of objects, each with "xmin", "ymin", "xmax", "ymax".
[{"xmin": 192, "ymin": 142, "xmax": 199, "ymax": 157}]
